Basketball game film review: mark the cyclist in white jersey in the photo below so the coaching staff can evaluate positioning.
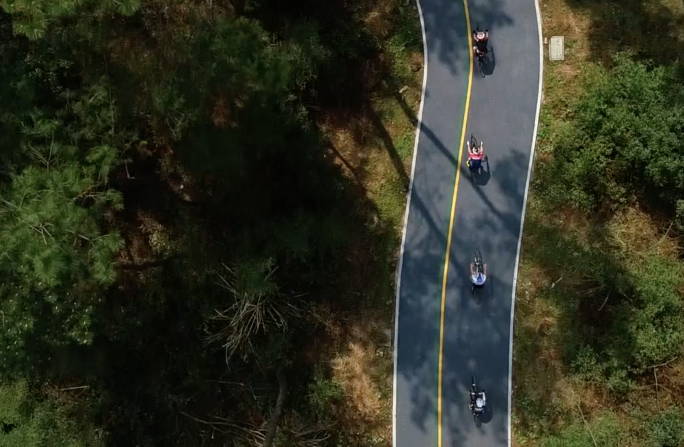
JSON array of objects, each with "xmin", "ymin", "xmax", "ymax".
[
  {"xmin": 470, "ymin": 389, "xmax": 487, "ymax": 413},
  {"xmin": 470, "ymin": 262, "xmax": 487, "ymax": 288}
]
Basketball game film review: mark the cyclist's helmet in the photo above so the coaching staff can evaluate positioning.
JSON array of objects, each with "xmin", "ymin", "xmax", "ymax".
[
  {"xmin": 472, "ymin": 146, "xmax": 480, "ymax": 154},
  {"xmin": 476, "ymin": 31, "xmax": 486, "ymax": 40},
  {"xmin": 476, "ymin": 272, "xmax": 484, "ymax": 282}
]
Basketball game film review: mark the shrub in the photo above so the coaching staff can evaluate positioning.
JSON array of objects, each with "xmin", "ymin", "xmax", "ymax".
[
  {"xmin": 646, "ymin": 407, "xmax": 684, "ymax": 447},
  {"xmin": 545, "ymin": 53, "xmax": 684, "ymax": 223}
]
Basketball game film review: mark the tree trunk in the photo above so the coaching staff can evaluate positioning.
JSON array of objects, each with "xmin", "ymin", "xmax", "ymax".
[{"xmin": 262, "ymin": 370, "xmax": 287, "ymax": 447}]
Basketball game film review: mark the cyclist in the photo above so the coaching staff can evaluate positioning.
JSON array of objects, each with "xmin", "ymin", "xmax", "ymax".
[
  {"xmin": 466, "ymin": 140, "xmax": 485, "ymax": 173},
  {"xmin": 470, "ymin": 260, "xmax": 487, "ymax": 289},
  {"xmin": 470, "ymin": 389, "xmax": 487, "ymax": 413},
  {"xmin": 473, "ymin": 29, "xmax": 489, "ymax": 58}
]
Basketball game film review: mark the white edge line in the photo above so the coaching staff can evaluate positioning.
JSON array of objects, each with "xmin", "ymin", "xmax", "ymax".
[
  {"xmin": 507, "ymin": 0, "xmax": 544, "ymax": 446},
  {"xmin": 392, "ymin": 0, "xmax": 428, "ymax": 444}
]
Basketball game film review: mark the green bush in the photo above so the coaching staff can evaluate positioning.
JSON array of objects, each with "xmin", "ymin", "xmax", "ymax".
[
  {"xmin": 646, "ymin": 407, "xmax": 684, "ymax": 447},
  {"xmin": 541, "ymin": 412, "xmax": 624, "ymax": 447},
  {"xmin": 543, "ymin": 53, "xmax": 684, "ymax": 224},
  {"xmin": 308, "ymin": 369, "xmax": 344, "ymax": 419},
  {"xmin": 569, "ymin": 255, "xmax": 684, "ymax": 392},
  {"xmin": 0, "ymin": 380, "xmax": 106, "ymax": 447}
]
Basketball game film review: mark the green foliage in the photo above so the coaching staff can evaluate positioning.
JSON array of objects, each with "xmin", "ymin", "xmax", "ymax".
[
  {"xmin": 646, "ymin": 407, "xmax": 684, "ymax": 447},
  {"xmin": 536, "ymin": 55, "xmax": 684, "ymax": 390},
  {"xmin": 0, "ymin": 380, "xmax": 106, "ymax": 446},
  {"xmin": 2, "ymin": 0, "xmax": 140, "ymax": 40},
  {"xmin": 0, "ymin": 81, "xmax": 127, "ymax": 289},
  {"xmin": 567, "ymin": 254, "xmax": 684, "ymax": 393},
  {"xmin": 542, "ymin": 53, "xmax": 684, "ymax": 223},
  {"xmin": 625, "ymin": 256, "xmax": 684, "ymax": 368},
  {"xmin": 308, "ymin": 369, "xmax": 344, "ymax": 420},
  {"xmin": 540, "ymin": 412, "xmax": 624, "ymax": 447},
  {"xmin": 0, "ymin": 0, "xmax": 418, "ymax": 443},
  {"xmin": 0, "ymin": 76, "xmax": 133, "ymax": 370}
]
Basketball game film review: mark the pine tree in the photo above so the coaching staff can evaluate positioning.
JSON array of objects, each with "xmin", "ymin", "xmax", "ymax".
[
  {"xmin": 2, "ymin": 0, "xmax": 141, "ymax": 40},
  {"xmin": 0, "ymin": 77, "xmax": 133, "ymax": 369}
]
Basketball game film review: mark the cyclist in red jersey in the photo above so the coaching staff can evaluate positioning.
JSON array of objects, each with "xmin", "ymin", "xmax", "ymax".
[{"xmin": 467, "ymin": 140, "xmax": 484, "ymax": 173}]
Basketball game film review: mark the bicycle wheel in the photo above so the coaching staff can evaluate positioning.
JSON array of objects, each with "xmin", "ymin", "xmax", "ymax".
[
  {"xmin": 474, "ymin": 412, "xmax": 481, "ymax": 427},
  {"xmin": 474, "ymin": 249, "xmax": 483, "ymax": 270}
]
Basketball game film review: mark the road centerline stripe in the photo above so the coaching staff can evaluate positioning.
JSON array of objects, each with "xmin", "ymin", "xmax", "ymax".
[{"xmin": 437, "ymin": 1, "xmax": 474, "ymax": 445}]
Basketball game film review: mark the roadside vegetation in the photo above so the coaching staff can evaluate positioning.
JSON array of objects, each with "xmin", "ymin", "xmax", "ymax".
[
  {"xmin": 513, "ymin": 0, "xmax": 684, "ymax": 445},
  {"xmin": 0, "ymin": 0, "xmax": 422, "ymax": 445}
]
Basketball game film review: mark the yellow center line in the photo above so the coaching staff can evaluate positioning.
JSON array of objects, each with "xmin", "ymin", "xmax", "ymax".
[{"xmin": 437, "ymin": 1, "xmax": 474, "ymax": 445}]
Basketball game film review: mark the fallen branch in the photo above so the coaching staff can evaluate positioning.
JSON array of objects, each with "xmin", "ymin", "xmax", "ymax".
[
  {"xmin": 205, "ymin": 380, "xmax": 245, "ymax": 386},
  {"xmin": 263, "ymin": 371, "xmax": 287, "ymax": 447},
  {"xmin": 572, "ymin": 391, "xmax": 597, "ymax": 447},
  {"xmin": 60, "ymin": 385, "xmax": 89, "ymax": 391},
  {"xmin": 647, "ymin": 357, "xmax": 679, "ymax": 369},
  {"xmin": 598, "ymin": 292, "xmax": 610, "ymax": 312},
  {"xmin": 656, "ymin": 222, "xmax": 674, "ymax": 249},
  {"xmin": 655, "ymin": 368, "xmax": 660, "ymax": 409},
  {"xmin": 179, "ymin": 411, "xmax": 231, "ymax": 434}
]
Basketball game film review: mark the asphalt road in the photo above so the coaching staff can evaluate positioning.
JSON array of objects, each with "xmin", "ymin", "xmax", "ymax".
[{"xmin": 392, "ymin": 0, "xmax": 542, "ymax": 445}]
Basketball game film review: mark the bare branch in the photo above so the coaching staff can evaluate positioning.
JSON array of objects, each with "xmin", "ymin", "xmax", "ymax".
[
  {"xmin": 262, "ymin": 371, "xmax": 287, "ymax": 447},
  {"xmin": 647, "ymin": 356, "xmax": 679, "ymax": 369},
  {"xmin": 60, "ymin": 385, "xmax": 89, "ymax": 391}
]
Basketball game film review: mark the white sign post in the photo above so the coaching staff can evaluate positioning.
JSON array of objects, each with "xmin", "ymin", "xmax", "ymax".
[{"xmin": 549, "ymin": 36, "xmax": 565, "ymax": 61}]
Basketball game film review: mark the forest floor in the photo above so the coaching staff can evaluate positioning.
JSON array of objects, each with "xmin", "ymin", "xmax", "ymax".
[
  {"xmin": 512, "ymin": 0, "xmax": 684, "ymax": 445},
  {"xmin": 311, "ymin": 0, "xmax": 423, "ymax": 443}
]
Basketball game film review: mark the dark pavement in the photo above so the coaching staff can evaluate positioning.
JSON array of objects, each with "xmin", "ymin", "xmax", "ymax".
[{"xmin": 393, "ymin": 0, "xmax": 541, "ymax": 445}]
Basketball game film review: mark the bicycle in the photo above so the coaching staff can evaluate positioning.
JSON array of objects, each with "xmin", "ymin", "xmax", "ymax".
[
  {"xmin": 471, "ymin": 248, "xmax": 484, "ymax": 304},
  {"xmin": 466, "ymin": 133, "xmax": 487, "ymax": 180},
  {"xmin": 469, "ymin": 375, "xmax": 485, "ymax": 427},
  {"xmin": 473, "ymin": 24, "xmax": 489, "ymax": 78}
]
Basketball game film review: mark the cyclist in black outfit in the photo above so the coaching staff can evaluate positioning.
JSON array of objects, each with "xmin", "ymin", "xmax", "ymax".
[{"xmin": 473, "ymin": 30, "xmax": 489, "ymax": 58}]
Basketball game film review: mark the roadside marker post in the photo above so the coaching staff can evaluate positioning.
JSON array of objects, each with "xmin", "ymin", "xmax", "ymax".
[{"xmin": 549, "ymin": 36, "xmax": 564, "ymax": 61}]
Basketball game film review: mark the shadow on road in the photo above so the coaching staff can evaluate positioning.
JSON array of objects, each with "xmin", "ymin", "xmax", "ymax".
[
  {"xmin": 396, "ymin": 144, "xmax": 530, "ymax": 446},
  {"xmin": 481, "ymin": 48, "xmax": 496, "ymax": 77},
  {"xmin": 393, "ymin": 0, "xmax": 544, "ymax": 442},
  {"xmin": 420, "ymin": 0, "xmax": 513, "ymax": 76},
  {"xmin": 471, "ymin": 156, "xmax": 491, "ymax": 186}
]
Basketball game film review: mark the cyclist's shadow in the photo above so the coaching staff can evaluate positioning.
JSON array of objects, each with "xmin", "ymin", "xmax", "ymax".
[
  {"xmin": 479, "ymin": 403, "xmax": 494, "ymax": 425},
  {"xmin": 485, "ymin": 273, "xmax": 494, "ymax": 303},
  {"xmin": 468, "ymin": 273, "xmax": 495, "ymax": 307},
  {"xmin": 470, "ymin": 156, "xmax": 491, "ymax": 186},
  {"xmin": 481, "ymin": 47, "xmax": 496, "ymax": 77}
]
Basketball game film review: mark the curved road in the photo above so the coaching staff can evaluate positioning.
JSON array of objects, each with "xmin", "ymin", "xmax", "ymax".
[{"xmin": 392, "ymin": 0, "xmax": 542, "ymax": 445}]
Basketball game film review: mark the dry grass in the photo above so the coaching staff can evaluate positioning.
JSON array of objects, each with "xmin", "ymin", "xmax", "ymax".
[
  {"xmin": 330, "ymin": 317, "xmax": 393, "ymax": 439},
  {"xmin": 538, "ymin": 0, "xmax": 592, "ymax": 116}
]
